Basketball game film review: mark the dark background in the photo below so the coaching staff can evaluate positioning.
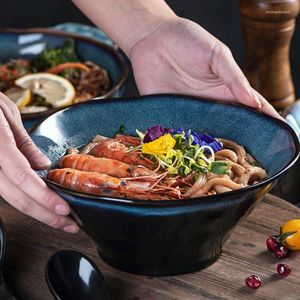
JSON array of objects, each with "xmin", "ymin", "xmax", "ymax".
[{"xmin": 1, "ymin": 0, "xmax": 300, "ymax": 97}]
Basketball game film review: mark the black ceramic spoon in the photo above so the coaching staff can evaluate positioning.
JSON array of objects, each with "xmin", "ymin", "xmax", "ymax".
[
  {"xmin": 45, "ymin": 250, "xmax": 110, "ymax": 300},
  {"xmin": 0, "ymin": 217, "xmax": 16, "ymax": 300}
]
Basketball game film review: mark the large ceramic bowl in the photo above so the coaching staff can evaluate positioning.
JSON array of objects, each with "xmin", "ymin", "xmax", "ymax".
[
  {"xmin": 30, "ymin": 95, "xmax": 299, "ymax": 276},
  {"xmin": 0, "ymin": 28, "xmax": 128, "ymax": 127}
]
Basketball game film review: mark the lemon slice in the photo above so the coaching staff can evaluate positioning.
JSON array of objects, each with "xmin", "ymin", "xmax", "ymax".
[
  {"xmin": 4, "ymin": 87, "xmax": 31, "ymax": 109},
  {"xmin": 15, "ymin": 73, "xmax": 75, "ymax": 108},
  {"xmin": 21, "ymin": 106, "xmax": 49, "ymax": 113}
]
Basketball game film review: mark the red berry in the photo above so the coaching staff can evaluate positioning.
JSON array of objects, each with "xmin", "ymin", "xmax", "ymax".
[
  {"xmin": 274, "ymin": 245, "xmax": 289, "ymax": 259},
  {"xmin": 266, "ymin": 236, "xmax": 279, "ymax": 252},
  {"xmin": 245, "ymin": 275, "xmax": 261, "ymax": 289},
  {"xmin": 277, "ymin": 264, "xmax": 291, "ymax": 277}
]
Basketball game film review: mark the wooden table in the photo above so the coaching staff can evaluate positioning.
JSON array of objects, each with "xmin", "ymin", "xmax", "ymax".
[{"xmin": 1, "ymin": 194, "xmax": 300, "ymax": 300}]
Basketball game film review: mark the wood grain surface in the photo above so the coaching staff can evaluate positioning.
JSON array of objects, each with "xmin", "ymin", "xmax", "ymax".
[{"xmin": 1, "ymin": 194, "xmax": 300, "ymax": 300}]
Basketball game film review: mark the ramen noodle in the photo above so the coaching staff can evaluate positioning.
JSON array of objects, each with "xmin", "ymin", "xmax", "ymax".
[{"xmin": 47, "ymin": 126, "xmax": 267, "ymax": 200}]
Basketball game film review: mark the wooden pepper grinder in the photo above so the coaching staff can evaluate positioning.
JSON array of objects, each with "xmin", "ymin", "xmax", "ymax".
[{"xmin": 239, "ymin": 0, "xmax": 299, "ymax": 110}]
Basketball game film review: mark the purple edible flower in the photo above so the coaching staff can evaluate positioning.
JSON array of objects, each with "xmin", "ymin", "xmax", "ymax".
[
  {"xmin": 191, "ymin": 132, "xmax": 223, "ymax": 152},
  {"xmin": 143, "ymin": 125, "xmax": 174, "ymax": 143},
  {"xmin": 172, "ymin": 127, "xmax": 189, "ymax": 140},
  {"xmin": 172, "ymin": 128, "xmax": 222, "ymax": 152},
  {"xmin": 192, "ymin": 132, "xmax": 223, "ymax": 152}
]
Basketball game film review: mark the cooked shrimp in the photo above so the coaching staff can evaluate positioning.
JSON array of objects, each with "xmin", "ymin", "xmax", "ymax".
[
  {"xmin": 115, "ymin": 134, "xmax": 141, "ymax": 146},
  {"xmin": 60, "ymin": 154, "xmax": 155, "ymax": 178},
  {"xmin": 89, "ymin": 139, "xmax": 154, "ymax": 169},
  {"xmin": 91, "ymin": 134, "xmax": 140, "ymax": 146},
  {"xmin": 47, "ymin": 168, "xmax": 152, "ymax": 196}
]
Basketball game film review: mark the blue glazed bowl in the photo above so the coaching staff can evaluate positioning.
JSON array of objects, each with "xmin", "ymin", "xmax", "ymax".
[
  {"xmin": 30, "ymin": 95, "xmax": 299, "ymax": 276},
  {"xmin": 0, "ymin": 28, "xmax": 128, "ymax": 129}
]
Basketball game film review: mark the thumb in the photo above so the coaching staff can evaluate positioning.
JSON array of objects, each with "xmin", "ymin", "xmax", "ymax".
[
  {"xmin": 212, "ymin": 45, "xmax": 261, "ymax": 109},
  {"xmin": 16, "ymin": 132, "xmax": 51, "ymax": 170}
]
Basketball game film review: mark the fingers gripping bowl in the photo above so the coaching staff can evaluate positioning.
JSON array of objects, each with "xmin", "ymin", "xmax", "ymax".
[{"xmin": 31, "ymin": 95, "xmax": 299, "ymax": 276}]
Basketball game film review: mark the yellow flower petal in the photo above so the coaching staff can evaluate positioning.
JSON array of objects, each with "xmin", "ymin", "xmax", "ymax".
[{"xmin": 142, "ymin": 134, "xmax": 176, "ymax": 156}]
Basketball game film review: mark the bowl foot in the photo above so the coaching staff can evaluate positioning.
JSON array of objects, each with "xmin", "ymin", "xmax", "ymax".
[{"xmin": 97, "ymin": 250, "xmax": 221, "ymax": 276}]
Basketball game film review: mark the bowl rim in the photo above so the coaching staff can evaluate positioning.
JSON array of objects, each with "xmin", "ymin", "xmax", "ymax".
[
  {"xmin": 30, "ymin": 94, "xmax": 300, "ymax": 207},
  {"xmin": 0, "ymin": 27, "xmax": 129, "ymax": 119}
]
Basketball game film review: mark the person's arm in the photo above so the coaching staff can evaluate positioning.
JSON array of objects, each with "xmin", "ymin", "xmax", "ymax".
[
  {"xmin": 73, "ymin": 0, "xmax": 280, "ymax": 118},
  {"xmin": 72, "ymin": 0, "xmax": 175, "ymax": 55}
]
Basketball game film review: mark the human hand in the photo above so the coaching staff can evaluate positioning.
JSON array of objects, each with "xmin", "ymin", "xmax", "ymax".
[
  {"xmin": 0, "ymin": 93, "xmax": 79, "ymax": 233},
  {"xmin": 130, "ymin": 17, "xmax": 281, "ymax": 119},
  {"xmin": 73, "ymin": 0, "xmax": 280, "ymax": 118}
]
